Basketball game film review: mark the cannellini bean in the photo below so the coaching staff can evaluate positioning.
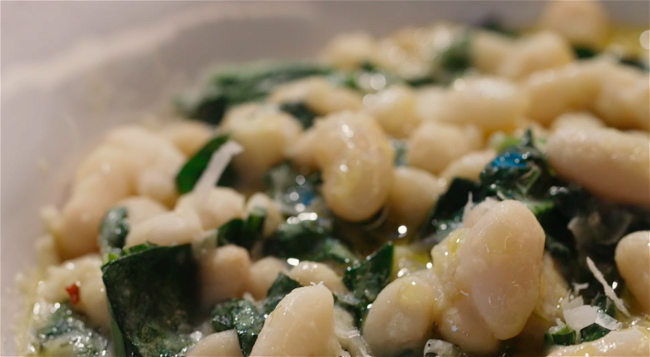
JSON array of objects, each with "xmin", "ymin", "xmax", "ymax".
[
  {"xmin": 245, "ymin": 193, "xmax": 283, "ymax": 237},
  {"xmin": 407, "ymin": 121, "xmax": 483, "ymax": 175},
  {"xmin": 471, "ymin": 30, "xmax": 516, "ymax": 74},
  {"xmin": 73, "ymin": 145, "xmax": 136, "ymax": 185},
  {"xmin": 56, "ymin": 171, "xmax": 133, "ymax": 260},
  {"xmin": 186, "ymin": 330, "xmax": 243, "ymax": 357},
  {"xmin": 462, "ymin": 198, "xmax": 499, "ymax": 229},
  {"xmin": 437, "ymin": 296, "xmax": 501, "ymax": 355},
  {"xmin": 455, "ymin": 200, "xmax": 545, "ymax": 339},
  {"xmin": 363, "ymin": 85, "xmax": 422, "ymax": 138},
  {"xmin": 38, "ymin": 255, "xmax": 109, "ymax": 331},
  {"xmin": 546, "ymin": 127, "xmax": 650, "ymax": 207},
  {"xmin": 539, "ymin": 0, "xmax": 609, "ymax": 48},
  {"xmin": 387, "ymin": 167, "xmax": 445, "ymax": 227},
  {"xmin": 434, "ymin": 76, "xmax": 528, "ymax": 132},
  {"xmin": 550, "ymin": 112, "xmax": 605, "ymax": 131},
  {"xmin": 221, "ymin": 104, "xmax": 302, "ymax": 187},
  {"xmin": 105, "ymin": 126, "xmax": 185, "ymax": 206},
  {"xmin": 175, "ymin": 188, "xmax": 246, "ymax": 231},
  {"xmin": 536, "ymin": 254, "xmax": 569, "ymax": 321},
  {"xmin": 322, "ymin": 32, "xmax": 378, "ymax": 70},
  {"xmin": 592, "ymin": 62, "xmax": 650, "ymax": 131},
  {"xmin": 498, "ymin": 31, "xmax": 574, "ymax": 80},
  {"xmin": 524, "ymin": 60, "xmax": 603, "ymax": 125},
  {"xmin": 291, "ymin": 111, "xmax": 394, "ymax": 221},
  {"xmin": 547, "ymin": 326, "xmax": 649, "ymax": 357},
  {"xmin": 125, "ymin": 210, "xmax": 202, "ymax": 247},
  {"xmin": 200, "ymin": 245, "xmax": 251, "ymax": 307},
  {"xmin": 615, "ymin": 231, "xmax": 650, "ymax": 311},
  {"xmin": 160, "ymin": 121, "xmax": 213, "ymax": 156},
  {"xmin": 117, "ymin": 196, "xmax": 168, "ymax": 226},
  {"xmin": 415, "ymin": 86, "xmax": 448, "ymax": 122},
  {"xmin": 269, "ymin": 77, "xmax": 363, "ymax": 116},
  {"xmin": 288, "ymin": 261, "xmax": 348, "ymax": 295},
  {"xmin": 363, "ymin": 276, "xmax": 438, "ymax": 356},
  {"xmin": 245, "ymin": 257, "xmax": 287, "ymax": 300},
  {"xmin": 440, "ymin": 149, "xmax": 496, "ymax": 183},
  {"xmin": 250, "ymin": 285, "xmax": 343, "ymax": 356}
]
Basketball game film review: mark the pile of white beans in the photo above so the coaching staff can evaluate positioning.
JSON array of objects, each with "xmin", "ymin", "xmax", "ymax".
[{"xmin": 28, "ymin": 0, "xmax": 649, "ymax": 356}]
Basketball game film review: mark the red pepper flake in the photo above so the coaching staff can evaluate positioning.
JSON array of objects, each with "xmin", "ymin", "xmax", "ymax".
[{"xmin": 65, "ymin": 283, "xmax": 81, "ymax": 305}]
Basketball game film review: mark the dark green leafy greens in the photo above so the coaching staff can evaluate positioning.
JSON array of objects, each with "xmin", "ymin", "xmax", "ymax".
[
  {"xmin": 175, "ymin": 135, "xmax": 237, "ymax": 194},
  {"xmin": 215, "ymin": 207, "xmax": 267, "ymax": 250},
  {"xmin": 544, "ymin": 325, "xmax": 577, "ymax": 346},
  {"xmin": 417, "ymin": 130, "xmax": 650, "ymax": 300},
  {"xmin": 265, "ymin": 161, "xmax": 322, "ymax": 215},
  {"xmin": 210, "ymin": 274, "xmax": 301, "ymax": 356},
  {"xmin": 177, "ymin": 63, "xmax": 332, "ymax": 125},
  {"xmin": 32, "ymin": 302, "xmax": 108, "ymax": 357},
  {"xmin": 102, "ymin": 244, "xmax": 199, "ymax": 357},
  {"xmin": 98, "ymin": 206, "xmax": 129, "ymax": 263},
  {"xmin": 279, "ymin": 102, "xmax": 318, "ymax": 129},
  {"xmin": 337, "ymin": 243, "xmax": 394, "ymax": 325}
]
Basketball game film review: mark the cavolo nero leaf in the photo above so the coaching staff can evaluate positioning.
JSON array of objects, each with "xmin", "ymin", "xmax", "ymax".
[
  {"xmin": 175, "ymin": 135, "xmax": 237, "ymax": 195},
  {"xmin": 102, "ymin": 244, "xmax": 200, "ymax": 357},
  {"xmin": 211, "ymin": 274, "xmax": 301, "ymax": 356},
  {"xmin": 265, "ymin": 161, "xmax": 322, "ymax": 215},
  {"xmin": 33, "ymin": 302, "xmax": 109, "ymax": 357},
  {"xmin": 177, "ymin": 63, "xmax": 332, "ymax": 125},
  {"xmin": 279, "ymin": 102, "xmax": 318, "ymax": 129},
  {"xmin": 98, "ymin": 206, "xmax": 129, "ymax": 263},
  {"xmin": 340, "ymin": 243, "xmax": 394, "ymax": 324},
  {"xmin": 216, "ymin": 207, "xmax": 267, "ymax": 250}
]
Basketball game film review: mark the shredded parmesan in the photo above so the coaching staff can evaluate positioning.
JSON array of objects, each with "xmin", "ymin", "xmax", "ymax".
[
  {"xmin": 595, "ymin": 310, "xmax": 622, "ymax": 331},
  {"xmin": 586, "ymin": 257, "xmax": 631, "ymax": 317},
  {"xmin": 193, "ymin": 140, "xmax": 243, "ymax": 199},
  {"xmin": 564, "ymin": 305, "xmax": 599, "ymax": 331}
]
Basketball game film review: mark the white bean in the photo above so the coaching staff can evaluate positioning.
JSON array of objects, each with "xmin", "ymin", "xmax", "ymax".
[
  {"xmin": 250, "ymin": 285, "xmax": 343, "ymax": 356},
  {"xmin": 322, "ymin": 32, "xmax": 378, "ymax": 70},
  {"xmin": 362, "ymin": 276, "xmax": 438, "ymax": 356},
  {"xmin": 245, "ymin": 193, "xmax": 283, "ymax": 237},
  {"xmin": 199, "ymin": 245, "xmax": 251, "ymax": 307},
  {"xmin": 550, "ymin": 111, "xmax": 605, "ymax": 132},
  {"xmin": 546, "ymin": 127, "xmax": 650, "ymax": 207},
  {"xmin": 546, "ymin": 327, "xmax": 649, "ymax": 357},
  {"xmin": 615, "ymin": 231, "xmax": 650, "ymax": 312},
  {"xmin": 186, "ymin": 330, "xmax": 243, "ymax": 357},
  {"xmin": 592, "ymin": 62, "xmax": 650, "ymax": 131},
  {"xmin": 434, "ymin": 76, "xmax": 528, "ymax": 132},
  {"xmin": 437, "ymin": 296, "xmax": 500, "ymax": 355},
  {"xmin": 462, "ymin": 197, "xmax": 499, "ymax": 229},
  {"xmin": 125, "ymin": 210, "xmax": 202, "ymax": 247},
  {"xmin": 118, "ymin": 196, "xmax": 168, "ymax": 226},
  {"xmin": 498, "ymin": 31, "xmax": 574, "ymax": 80},
  {"xmin": 269, "ymin": 77, "xmax": 363, "ymax": 116},
  {"xmin": 539, "ymin": 0, "xmax": 609, "ymax": 48},
  {"xmin": 160, "ymin": 121, "xmax": 213, "ymax": 156},
  {"xmin": 455, "ymin": 200, "xmax": 545, "ymax": 340},
  {"xmin": 415, "ymin": 86, "xmax": 448, "ymax": 122},
  {"xmin": 288, "ymin": 261, "xmax": 348, "ymax": 295},
  {"xmin": 245, "ymin": 257, "xmax": 287, "ymax": 300},
  {"xmin": 524, "ymin": 60, "xmax": 604, "ymax": 125},
  {"xmin": 440, "ymin": 149, "xmax": 496, "ymax": 183},
  {"xmin": 536, "ymin": 253, "xmax": 570, "ymax": 321},
  {"xmin": 291, "ymin": 111, "xmax": 394, "ymax": 221},
  {"xmin": 363, "ymin": 85, "xmax": 422, "ymax": 138},
  {"xmin": 471, "ymin": 30, "xmax": 516, "ymax": 74},
  {"xmin": 38, "ymin": 255, "xmax": 109, "ymax": 331},
  {"xmin": 221, "ymin": 104, "xmax": 302, "ymax": 187},
  {"xmin": 387, "ymin": 167, "xmax": 445, "ymax": 228},
  {"xmin": 407, "ymin": 121, "xmax": 483, "ymax": 174},
  {"xmin": 105, "ymin": 126, "xmax": 185, "ymax": 206},
  {"xmin": 175, "ymin": 188, "xmax": 246, "ymax": 231}
]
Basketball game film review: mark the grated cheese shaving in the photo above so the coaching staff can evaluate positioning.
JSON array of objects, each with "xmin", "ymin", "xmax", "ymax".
[
  {"xmin": 193, "ymin": 140, "xmax": 243, "ymax": 200},
  {"xmin": 586, "ymin": 257, "xmax": 631, "ymax": 317},
  {"xmin": 564, "ymin": 305, "xmax": 599, "ymax": 331}
]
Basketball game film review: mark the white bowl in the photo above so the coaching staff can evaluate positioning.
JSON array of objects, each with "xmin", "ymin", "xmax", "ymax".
[{"xmin": 1, "ymin": 1, "xmax": 647, "ymax": 354}]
